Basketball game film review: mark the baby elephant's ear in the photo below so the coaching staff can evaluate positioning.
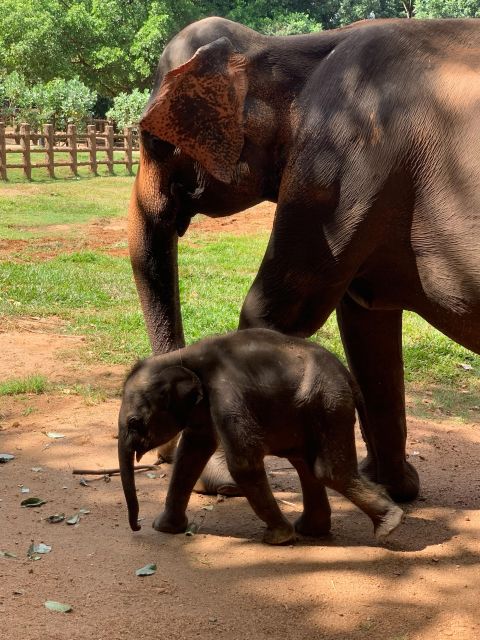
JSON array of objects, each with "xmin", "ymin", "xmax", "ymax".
[{"xmin": 159, "ymin": 366, "xmax": 203, "ymax": 422}]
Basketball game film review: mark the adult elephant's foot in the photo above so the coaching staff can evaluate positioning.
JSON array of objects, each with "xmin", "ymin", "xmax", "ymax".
[
  {"xmin": 152, "ymin": 511, "xmax": 188, "ymax": 534},
  {"xmin": 360, "ymin": 456, "xmax": 420, "ymax": 503},
  {"xmin": 193, "ymin": 449, "xmax": 243, "ymax": 497},
  {"xmin": 294, "ymin": 513, "xmax": 331, "ymax": 538}
]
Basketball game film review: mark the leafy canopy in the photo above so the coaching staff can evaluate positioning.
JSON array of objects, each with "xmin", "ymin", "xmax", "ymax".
[
  {"xmin": 1, "ymin": 0, "xmax": 480, "ymax": 104},
  {"xmin": 0, "ymin": 0, "xmax": 199, "ymax": 97}
]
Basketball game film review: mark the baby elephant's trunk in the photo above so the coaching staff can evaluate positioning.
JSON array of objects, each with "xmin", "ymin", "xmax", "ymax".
[{"xmin": 118, "ymin": 439, "xmax": 141, "ymax": 531}]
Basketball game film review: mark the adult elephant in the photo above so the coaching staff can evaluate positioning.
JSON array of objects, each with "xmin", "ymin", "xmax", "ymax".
[{"xmin": 127, "ymin": 16, "xmax": 480, "ymax": 502}]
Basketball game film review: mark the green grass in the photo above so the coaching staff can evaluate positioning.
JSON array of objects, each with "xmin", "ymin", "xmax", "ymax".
[
  {"xmin": 0, "ymin": 179, "xmax": 478, "ymax": 420},
  {"xmin": 0, "ymin": 375, "xmax": 49, "ymax": 396},
  {"xmin": 1, "ymin": 235, "xmax": 478, "ymax": 385},
  {"xmin": 0, "ymin": 236, "xmax": 269, "ymax": 363},
  {"xmin": 0, "ymin": 177, "xmax": 133, "ymax": 240}
]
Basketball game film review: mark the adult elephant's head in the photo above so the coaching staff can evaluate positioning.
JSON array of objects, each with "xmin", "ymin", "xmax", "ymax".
[{"xmin": 128, "ymin": 18, "xmax": 288, "ymax": 355}]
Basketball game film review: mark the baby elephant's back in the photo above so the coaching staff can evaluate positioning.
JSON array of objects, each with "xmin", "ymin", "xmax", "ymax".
[
  {"xmin": 228, "ymin": 330, "xmax": 356, "ymax": 418},
  {"xmin": 292, "ymin": 341, "xmax": 357, "ymax": 419}
]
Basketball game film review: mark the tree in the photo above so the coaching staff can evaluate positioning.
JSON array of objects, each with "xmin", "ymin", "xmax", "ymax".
[
  {"xmin": 0, "ymin": 0, "xmax": 202, "ymax": 97},
  {"xmin": 205, "ymin": 1, "xmax": 322, "ymax": 33},
  {"xmin": 415, "ymin": 0, "xmax": 480, "ymax": 16}
]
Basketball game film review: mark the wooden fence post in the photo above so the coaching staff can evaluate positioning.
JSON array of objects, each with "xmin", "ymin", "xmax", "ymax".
[
  {"xmin": 105, "ymin": 124, "xmax": 114, "ymax": 175},
  {"xmin": 44, "ymin": 124, "xmax": 55, "ymax": 179},
  {"xmin": 67, "ymin": 123, "xmax": 78, "ymax": 176},
  {"xmin": 87, "ymin": 124, "xmax": 98, "ymax": 176},
  {"xmin": 124, "ymin": 126, "xmax": 133, "ymax": 175},
  {"xmin": 20, "ymin": 123, "xmax": 32, "ymax": 180},
  {"xmin": 0, "ymin": 122, "xmax": 7, "ymax": 181}
]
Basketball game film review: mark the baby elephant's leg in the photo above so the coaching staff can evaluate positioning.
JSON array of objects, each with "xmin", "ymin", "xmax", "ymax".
[
  {"xmin": 314, "ymin": 411, "xmax": 404, "ymax": 541},
  {"xmin": 316, "ymin": 456, "xmax": 404, "ymax": 540},
  {"xmin": 153, "ymin": 428, "xmax": 216, "ymax": 533},
  {"xmin": 288, "ymin": 457, "xmax": 331, "ymax": 537},
  {"xmin": 227, "ymin": 454, "xmax": 295, "ymax": 545},
  {"xmin": 334, "ymin": 475, "xmax": 405, "ymax": 540}
]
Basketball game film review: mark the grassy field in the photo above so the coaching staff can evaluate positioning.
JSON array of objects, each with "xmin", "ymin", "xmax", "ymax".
[{"xmin": 0, "ymin": 176, "xmax": 478, "ymax": 419}]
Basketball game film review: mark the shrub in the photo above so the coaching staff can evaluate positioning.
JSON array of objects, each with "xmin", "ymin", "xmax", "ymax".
[
  {"xmin": 106, "ymin": 89, "xmax": 150, "ymax": 130},
  {"xmin": 0, "ymin": 73, "xmax": 96, "ymax": 131}
]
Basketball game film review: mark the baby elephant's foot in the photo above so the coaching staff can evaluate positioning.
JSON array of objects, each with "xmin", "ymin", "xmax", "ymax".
[
  {"xmin": 294, "ymin": 513, "xmax": 331, "ymax": 538},
  {"xmin": 152, "ymin": 511, "xmax": 188, "ymax": 534},
  {"xmin": 262, "ymin": 522, "xmax": 296, "ymax": 545},
  {"xmin": 374, "ymin": 505, "xmax": 405, "ymax": 541}
]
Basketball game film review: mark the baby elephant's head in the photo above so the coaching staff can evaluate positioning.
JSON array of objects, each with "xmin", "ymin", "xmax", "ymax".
[{"xmin": 117, "ymin": 360, "xmax": 203, "ymax": 531}]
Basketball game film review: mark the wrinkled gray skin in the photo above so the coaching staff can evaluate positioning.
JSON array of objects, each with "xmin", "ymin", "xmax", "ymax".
[
  {"xmin": 129, "ymin": 17, "xmax": 480, "ymax": 502},
  {"xmin": 118, "ymin": 329, "xmax": 404, "ymax": 544}
]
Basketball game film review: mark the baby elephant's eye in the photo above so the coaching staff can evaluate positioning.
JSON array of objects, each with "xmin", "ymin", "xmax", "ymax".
[{"xmin": 127, "ymin": 416, "xmax": 144, "ymax": 433}]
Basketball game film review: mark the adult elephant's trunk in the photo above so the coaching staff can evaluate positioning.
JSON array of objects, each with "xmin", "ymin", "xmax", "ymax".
[
  {"xmin": 128, "ymin": 149, "xmax": 185, "ymax": 461},
  {"xmin": 129, "ymin": 168, "xmax": 185, "ymax": 354},
  {"xmin": 118, "ymin": 438, "xmax": 141, "ymax": 531},
  {"xmin": 126, "ymin": 144, "xmax": 239, "ymax": 493}
]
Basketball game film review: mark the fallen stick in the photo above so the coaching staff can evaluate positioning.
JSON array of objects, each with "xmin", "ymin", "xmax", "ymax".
[{"xmin": 72, "ymin": 464, "xmax": 160, "ymax": 476}]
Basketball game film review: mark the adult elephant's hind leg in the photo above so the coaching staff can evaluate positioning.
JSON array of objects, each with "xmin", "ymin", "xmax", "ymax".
[{"xmin": 337, "ymin": 294, "xmax": 419, "ymax": 502}]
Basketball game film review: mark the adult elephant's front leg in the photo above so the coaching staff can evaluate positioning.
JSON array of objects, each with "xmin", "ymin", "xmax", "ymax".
[{"xmin": 337, "ymin": 294, "xmax": 419, "ymax": 502}]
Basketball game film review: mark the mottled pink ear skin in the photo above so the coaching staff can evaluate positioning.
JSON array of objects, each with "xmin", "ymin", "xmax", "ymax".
[{"xmin": 140, "ymin": 41, "xmax": 248, "ymax": 184}]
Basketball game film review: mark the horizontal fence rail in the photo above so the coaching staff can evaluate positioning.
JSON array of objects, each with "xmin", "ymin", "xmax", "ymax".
[{"xmin": 0, "ymin": 122, "xmax": 139, "ymax": 180}]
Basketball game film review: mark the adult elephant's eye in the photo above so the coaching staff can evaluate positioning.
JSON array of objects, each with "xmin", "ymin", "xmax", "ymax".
[{"xmin": 142, "ymin": 132, "xmax": 175, "ymax": 160}]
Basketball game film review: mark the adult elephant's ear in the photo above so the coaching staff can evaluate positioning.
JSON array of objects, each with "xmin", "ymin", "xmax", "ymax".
[{"xmin": 140, "ymin": 37, "xmax": 248, "ymax": 184}]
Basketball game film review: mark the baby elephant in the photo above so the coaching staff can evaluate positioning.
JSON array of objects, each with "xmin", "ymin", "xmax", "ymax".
[{"xmin": 118, "ymin": 329, "xmax": 404, "ymax": 544}]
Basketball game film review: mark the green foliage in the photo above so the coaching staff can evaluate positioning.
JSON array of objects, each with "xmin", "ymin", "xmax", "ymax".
[
  {"xmin": 0, "ymin": 72, "xmax": 96, "ymax": 130},
  {"xmin": 3, "ymin": 0, "xmax": 480, "ymax": 110},
  {"xmin": 0, "ymin": 0, "xmax": 405, "ymax": 101},
  {"xmin": 215, "ymin": 0, "xmax": 406, "ymax": 29},
  {"xmin": 415, "ymin": 0, "xmax": 480, "ymax": 17},
  {"xmin": 257, "ymin": 12, "xmax": 322, "ymax": 36},
  {"xmin": 218, "ymin": 1, "xmax": 322, "ymax": 33},
  {"xmin": 0, "ymin": 72, "xmax": 30, "ymax": 122},
  {"xmin": 0, "ymin": 0, "xmax": 201, "ymax": 97},
  {"xmin": 40, "ymin": 77, "xmax": 97, "ymax": 129},
  {"xmin": 106, "ymin": 89, "xmax": 150, "ymax": 129},
  {"xmin": 336, "ymin": 0, "xmax": 404, "ymax": 24}
]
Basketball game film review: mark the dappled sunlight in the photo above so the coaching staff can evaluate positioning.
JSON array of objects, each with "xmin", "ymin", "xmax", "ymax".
[{"xmin": 1, "ymin": 394, "xmax": 479, "ymax": 639}]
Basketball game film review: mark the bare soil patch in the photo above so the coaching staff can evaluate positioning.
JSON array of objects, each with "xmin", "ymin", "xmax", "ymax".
[
  {"xmin": 0, "ymin": 323, "xmax": 479, "ymax": 640},
  {"xmin": 0, "ymin": 202, "xmax": 275, "ymax": 262},
  {"xmin": 191, "ymin": 201, "xmax": 275, "ymax": 236}
]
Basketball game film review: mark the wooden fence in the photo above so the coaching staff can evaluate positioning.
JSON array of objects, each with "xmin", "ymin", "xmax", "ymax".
[{"xmin": 0, "ymin": 122, "xmax": 139, "ymax": 181}]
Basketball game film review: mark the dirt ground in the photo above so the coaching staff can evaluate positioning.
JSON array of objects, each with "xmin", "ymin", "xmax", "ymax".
[{"xmin": 1, "ymin": 203, "xmax": 479, "ymax": 640}]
